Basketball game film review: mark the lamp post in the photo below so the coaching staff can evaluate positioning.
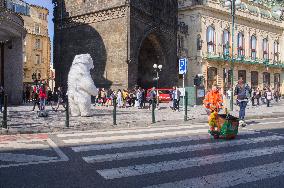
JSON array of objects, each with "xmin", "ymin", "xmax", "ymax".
[
  {"xmin": 153, "ymin": 64, "xmax": 162, "ymax": 108},
  {"xmin": 224, "ymin": 0, "xmax": 242, "ymax": 111}
]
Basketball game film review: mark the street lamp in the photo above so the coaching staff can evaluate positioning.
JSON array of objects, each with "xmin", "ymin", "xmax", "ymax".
[
  {"xmin": 153, "ymin": 63, "xmax": 163, "ymax": 107},
  {"xmin": 224, "ymin": 0, "xmax": 242, "ymax": 111}
]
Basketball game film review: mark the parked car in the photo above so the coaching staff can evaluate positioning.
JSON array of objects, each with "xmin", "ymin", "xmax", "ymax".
[{"xmin": 146, "ymin": 88, "xmax": 173, "ymax": 103}]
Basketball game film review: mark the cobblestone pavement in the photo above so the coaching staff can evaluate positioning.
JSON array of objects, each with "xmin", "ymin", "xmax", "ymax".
[{"xmin": 0, "ymin": 100, "xmax": 284, "ymax": 134}]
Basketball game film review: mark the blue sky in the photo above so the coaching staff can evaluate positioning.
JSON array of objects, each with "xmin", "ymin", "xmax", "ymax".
[{"xmin": 25, "ymin": 0, "xmax": 54, "ymax": 64}]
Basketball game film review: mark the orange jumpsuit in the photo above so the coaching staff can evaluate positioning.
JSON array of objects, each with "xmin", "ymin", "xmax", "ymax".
[{"xmin": 203, "ymin": 90, "xmax": 223, "ymax": 131}]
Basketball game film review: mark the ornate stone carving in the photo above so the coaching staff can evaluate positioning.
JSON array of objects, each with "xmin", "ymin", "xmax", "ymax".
[{"xmin": 56, "ymin": 6, "xmax": 126, "ymax": 29}]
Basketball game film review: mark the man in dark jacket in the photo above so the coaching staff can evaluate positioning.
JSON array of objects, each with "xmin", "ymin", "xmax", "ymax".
[
  {"xmin": 234, "ymin": 79, "xmax": 250, "ymax": 127},
  {"xmin": 0, "ymin": 86, "xmax": 4, "ymax": 113}
]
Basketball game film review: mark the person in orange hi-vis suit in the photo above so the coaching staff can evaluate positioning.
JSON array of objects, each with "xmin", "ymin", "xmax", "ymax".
[{"xmin": 203, "ymin": 84, "xmax": 223, "ymax": 132}]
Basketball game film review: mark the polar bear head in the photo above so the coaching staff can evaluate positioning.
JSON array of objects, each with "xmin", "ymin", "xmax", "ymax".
[{"xmin": 72, "ymin": 53, "xmax": 94, "ymax": 70}]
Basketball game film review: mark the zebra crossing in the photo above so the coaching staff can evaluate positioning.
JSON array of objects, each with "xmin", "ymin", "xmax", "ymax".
[
  {"xmin": 57, "ymin": 123, "xmax": 284, "ymax": 187},
  {"xmin": 0, "ymin": 134, "xmax": 69, "ymax": 168}
]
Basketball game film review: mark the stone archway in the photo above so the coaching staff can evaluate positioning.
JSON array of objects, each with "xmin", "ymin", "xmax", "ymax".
[{"xmin": 137, "ymin": 33, "xmax": 164, "ymax": 89}]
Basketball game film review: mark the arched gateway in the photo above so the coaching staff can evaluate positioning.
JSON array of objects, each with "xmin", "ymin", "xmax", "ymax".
[{"xmin": 137, "ymin": 34, "xmax": 165, "ymax": 89}]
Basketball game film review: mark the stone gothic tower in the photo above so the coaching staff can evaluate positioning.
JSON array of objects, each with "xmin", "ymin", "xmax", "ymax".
[{"xmin": 53, "ymin": 0, "xmax": 178, "ymax": 89}]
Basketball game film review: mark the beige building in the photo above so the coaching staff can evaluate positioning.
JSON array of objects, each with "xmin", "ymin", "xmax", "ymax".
[
  {"xmin": 178, "ymin": 0, "xmax": 284, "ymax": 94},
  {"xmin": 21, "ymin": 4, "xmax": 50, "ymax": 85}
]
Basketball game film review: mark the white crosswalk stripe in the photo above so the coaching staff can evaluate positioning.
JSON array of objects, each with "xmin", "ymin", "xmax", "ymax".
[
  {"xmin": 62, "ymin": 124, "xmax": 284, "ymax": 187},
  {"xmin": 83, "ymin": 135, "xmax": 283, "ymax": 163},
  {"xmin": 145, "ymin": 161, "xmax": 284, "ymax": 188},
  {"xmin": 0, "ymin": 135, "xmax": 69, "ymax": 168}
]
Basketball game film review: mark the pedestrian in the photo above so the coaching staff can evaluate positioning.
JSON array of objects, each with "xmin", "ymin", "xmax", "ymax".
[
  {"xmin": 234, "ymin": 79, "xmax": 251, "ymax": 127},
  {"xmin": 136, "ymin": 87, "xmax": 143, "ymax": 109},
  {"xmin": 172, "ymin": 86, "xmax": 181, "ymax": 111},
  {"xmin": 39, "ymin": 85, "xmax": 47, "ymax": 110},
  {"xmin": 265, "ymin": 88, "xmax": 273, "ymax": 107},
  {"xmin": 117, "ymin": 89, "xmax": 123, "ymax": 108},
  {"xmin": 255, "ymin": 88, "xmax": 260, "ymax": 106},
  {"xmin": 53, "ymin": 87, "xmax": 65, "ymax": 111},
  {"xmin": 26, "ymin": 85, "xmax": 31, "ymax": 103},
  {"xmin": 0, "ymin": 86, "xmax": 4, "ymax": 113},
  {"xmin": 32, "ymin": 90, "xmax": 40, "ymax": 111},
  {"xmin": 148, "ymin": 87, "xmax": 157, "ymax": 110}
]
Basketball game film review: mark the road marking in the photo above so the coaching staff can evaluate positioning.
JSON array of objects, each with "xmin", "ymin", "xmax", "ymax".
[
  {"xmin": 62, "ymin": 128, "xmax": 212, "ymax": 144},
  {"xmin": 97, "ymin": 145, "xmax": 284, "ymax": 180},
  {"xmin": 0, "ymin": 141, "xmax": 50, "ymax": 150},
  {"xmin": 255, "ymin": 121, "xmax": 284, "ymax": 125},
  {"xmin": 83, "ymin": 135, "xmax": 283, "ymax": 163},
  {"xmin": 57, "ymin": 124, "xmax": 208, "ymax": 138},
  {"xmin": 0, "ymin": 138, "xmax": 69, "ymax": 168},
  {"xmin": 145, "ymin": 161, "xmax": 284, "ymax": 188},
  {"xmin": 72, "ymin": 131, "xmax": 258, "ymax": 152},
  {"xmin": 0, "ymin": 153, "xmax": 57, "ymax": 163}
]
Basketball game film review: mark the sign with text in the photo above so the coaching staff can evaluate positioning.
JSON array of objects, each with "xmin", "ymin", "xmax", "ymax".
[{"xmin": 179, "ymin": 58, "xmax": 188, "ymax": 75}]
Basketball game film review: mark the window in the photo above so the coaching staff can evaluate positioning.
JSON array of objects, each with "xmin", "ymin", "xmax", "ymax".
[
  {"xmin": 274, "ymin": 41, "xmax": 279, "ymax": 62},
  {"xmin": 263, "ymin": 38, "xmax": 269, "ymax": 60},
  {"xmin": 35, "ymin": 39, "xmax": 41, "ymax": 49},
  {"xmin": 263, "ymin": 72, "xmax": 271, "ymax": 88},
  {"xmin": 251, "ymin": 71, "xmax": 259, "ymax": 89},
  {"xmin": 238, "ymin": 70, "xmax": 247, "ymax": 83},
  {"xmin": 197, "ymin": 34, "xmax": 202, "ymax": 51},
  {"xmin": 274, "ymin": 73, "xmax": 280, "ymax": 89},
  {"xmin": 251, "ymin": 35, "xmax": 257, "ymax": 60},
  {"xmin": 207, "ymin": 67, "xmax": 217, "ymax": 90},
  {"xmin": 238, "ymin": 33, "xmax": 245, "ymax": 57},
  {"xmin": 34, "ymin": 24, "xmax": 40, "ymax": 34},
  {"xmin": 223, "ymin": 30, "xmax": 230, "ymax": 55},
  {"xmin": 35, "ymin": 54, "xmax": 41, "ymax": 64},
  {"xmin": 207, "ymin": 26, "xmax": 215, "ymax": 53}
]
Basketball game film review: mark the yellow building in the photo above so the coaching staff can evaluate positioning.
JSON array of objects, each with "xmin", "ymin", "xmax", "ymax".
[
  {"xmin": 21, "ymin": 4, "xmax": 51, "ymax": 85},
  {"xmin": 178, "ymin": 0, "xmax": 284, "ymax": 94}
]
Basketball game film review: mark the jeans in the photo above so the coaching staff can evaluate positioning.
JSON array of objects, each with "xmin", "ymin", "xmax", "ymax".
[
  {"xmin": 267, "ymin": 99, "xmax": 270, "ymax": 107},
  {"xmin": 40, "ymin": 98, "xmax": 46, "ymax": 110},
  {"xmin": 239, "ymin": 101, "xmax": 247, "ymax": 120}
]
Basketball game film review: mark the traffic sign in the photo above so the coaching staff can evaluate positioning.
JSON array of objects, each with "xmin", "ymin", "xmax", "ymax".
[{"xmin": 179, "ymin": 58, "xmax": 187, "ymax": 75}]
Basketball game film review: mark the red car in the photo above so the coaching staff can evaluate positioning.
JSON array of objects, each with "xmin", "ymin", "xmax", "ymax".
[{"xmin": 146, "ymin": 88, "xmax": 173, "ymax": 103}]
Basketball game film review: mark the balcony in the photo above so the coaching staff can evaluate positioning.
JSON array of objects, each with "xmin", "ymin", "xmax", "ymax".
[{"xmin": 204, "ymin": 52, "xmax": 284, "ymax": 68}]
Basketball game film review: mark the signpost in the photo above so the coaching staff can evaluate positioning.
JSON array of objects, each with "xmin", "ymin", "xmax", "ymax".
[{"xmin": 179, "ymin": 58, "xmax": 188, "ymax": 111}]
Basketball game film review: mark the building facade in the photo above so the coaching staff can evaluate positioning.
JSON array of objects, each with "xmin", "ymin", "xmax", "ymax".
[
  {"xmin": 53, "ymin": 0, "xmax": 178, "ymax": 90},
  {"xmin": 178, "ymin": 0, "xmax": 284, "ymax": 94},
  {"xmin": 20, "ymin": 4, "xmax": 51, "ymax": 86},
  {"xmin": 0, "ymin": 0, "xmax": 26, "ymax": 104}
]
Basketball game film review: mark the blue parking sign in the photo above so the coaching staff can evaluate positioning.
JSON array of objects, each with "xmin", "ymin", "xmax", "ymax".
[{"xmin": 179, "ymin": 58, "xmax": 187, "ymax": 75}]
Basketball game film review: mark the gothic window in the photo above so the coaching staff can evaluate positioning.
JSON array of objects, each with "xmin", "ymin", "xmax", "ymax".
[
  {"xmin": 251, "ymin": 71, "xmax": 259, "ymax": 89},
  {"xmin": 197, "ymin": 34, "xmax": 202, "ymax": 51},
  {"xmin": 35, "ymin": 39, "xmax": 41, "ymax": 49},
  {"xmin": 237, "ymin": 32, "xmax": 245, "ymax": 57},
  {"xmin": 35, "ymin": 54, "xmax": 41, "ymax": 64},
  {"xmin": 263, "ymin": 38, "xmax": 269, "ymax": 61},
  {"xmin": 207, "ymin": 26, "xmax": 215, "ymax": 53},
  {"xmin": 251, "ymin": 35, "xmax": 257, "ymax": 60},
  {"xmin": 34, "ymin": 24, "xmax": 40, "ymax": 34},
  {"xmin": 223, "ymin": 30, "xmax": 230, "ymax": 55},
  {"xmin": 274, "ymin": 41, "xmax": 279, "ymax": 62}
]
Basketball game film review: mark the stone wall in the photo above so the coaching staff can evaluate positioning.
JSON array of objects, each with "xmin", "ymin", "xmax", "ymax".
[{"xmin": 4, "ymin": 37, "xmax": 23, "ymax": 104}]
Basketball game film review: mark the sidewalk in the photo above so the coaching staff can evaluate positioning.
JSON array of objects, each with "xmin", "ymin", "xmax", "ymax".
[{"xmin": 1, "ymin": 100, "xmax": 284, "ymax": 135}]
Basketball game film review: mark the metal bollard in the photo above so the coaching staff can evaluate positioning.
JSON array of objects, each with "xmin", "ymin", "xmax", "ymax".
[
  {"xmin": 113, "ymin": 96, "xmax": 117, "ymax": 126},
  {"xmin": 152, "ymin": 100, "xmax": 156, "ymax": 124},
  {"xmin": 184, "ymin": 91, "xmax": 188, "ymax": 122},
  {"xmin": 65, "ymin": 97, "xmax": 69, "ymax": 128},
  {"xmin": 2, "ymin": 95, "xmax": 8, "ymax": 129}
]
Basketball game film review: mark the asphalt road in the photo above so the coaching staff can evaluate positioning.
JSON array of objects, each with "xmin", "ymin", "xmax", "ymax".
[{"xmin": 0, "ymin": 117, "xmax": 284, "ymax": 188}]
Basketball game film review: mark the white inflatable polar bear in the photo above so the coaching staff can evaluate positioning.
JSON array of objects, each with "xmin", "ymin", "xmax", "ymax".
[{"xmin": 67, "ymin": 54, "xmax": 98, "ymax": 117}]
